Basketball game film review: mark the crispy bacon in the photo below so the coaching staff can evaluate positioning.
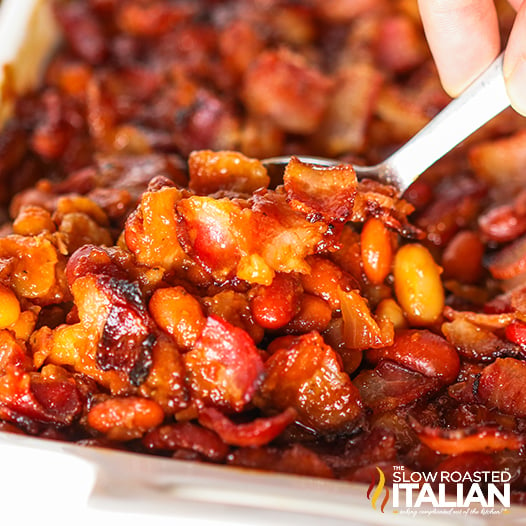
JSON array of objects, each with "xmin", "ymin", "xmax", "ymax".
[
  {"xmin": 411, "ymin": 418, "xmax": 525, "ymax": 455},
  {"xmin": 184, "ymin": 315, "xmax": 264, "ymax": 412},
  {"xmin": 284, "ymin": 157, "xmax": 357, "ymax": 222},
  {"xmin": 143, "ymin": 421, "xmax": 229, "ymax": 461},
  {"xmin": 255, "ymin": 332, "xmax": 362, "ymax": 432},
  {"xmin": 477, "ymin": 358, "xmax": 526, "ymax": 417},
  {"xmin": 243, "ymin": 48, "xmax": 333, "ymax": 134},
  {"xmin": 198, "ymin": 407, "xmax": 297, "ymax": 447}
]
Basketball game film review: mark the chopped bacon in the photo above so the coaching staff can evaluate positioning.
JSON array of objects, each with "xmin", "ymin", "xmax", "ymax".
[
  {"xmin": 143, "ymin": 421, "xmax": 229, "ymax": 461},
  {"xmin": 243, "ymin": 48, "xmax": 333, "ymax": 134},
  {"xmin": 198, "ymin": 407, "xmax": 297, "ymax": 447},
  {"xmin": 479, "ymin": 203, "xmax": 526, "ymax": 244},
  {"xmin": 314, "ymin": 63, "xmax": 383, "ymax": 156},
  {"xmin": 0, "ymin": 368, "xmax": 82, "ymax": 427},
  {"xmin": 283, "ymin": 157, "xmax": 357, "ymax": 222},
  {"xmin": 411, "ymin": 418, "xmax": 525, "ymax": 455},
  {"xmin": 477, "ymin": 358, "xmax": 526, "ymax": 417},
  {"xmin": 442, "ymin": 318, "xmax": 521, "ymax": 363},
  {"xmin": 255, "ymin": 331, "xmax": 362, "ymax": 432},
  {"xmin": 228, "ymin": 443, "xmax": 334, "ymax": 479},
  {"xmin": 184, "ymin": 315, "xmax": 264, "ymax": 412},
  {"xmin": 488, "ymin": 234, "xmax": 526, "ymax": 280},
  {"xmin": 188, "ymin": 150, "xmax": 269, "ymax": 195},
  {"xmin": 354, "ymin": 361, "xmax": 440, "ymax": 413},
  {"xmin": 55, "ymin": 2, "xmax": 107, "ymax": 65}
]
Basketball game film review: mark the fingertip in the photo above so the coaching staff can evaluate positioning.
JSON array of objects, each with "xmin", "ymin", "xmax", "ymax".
[
  {"xmin": 505, "ymin": 59, "xmax": 526, "ymax": 117},
  {"xmin": 418, "ymin": 0, "xmax": 500, "ymax": 96},
  {"xmin": 504, "ymin": 2, "xmax": 526, "ymax": 117}
]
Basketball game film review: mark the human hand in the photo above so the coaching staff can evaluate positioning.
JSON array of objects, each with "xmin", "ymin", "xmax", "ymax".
[{"xmin": 418, "ymin": 0, "xmax": 526, "ymax": 116}]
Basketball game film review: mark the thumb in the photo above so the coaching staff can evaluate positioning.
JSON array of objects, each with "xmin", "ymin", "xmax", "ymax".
[{"xmin": 504, "ymin": 3, "xmax": 526, "ymax": 116}]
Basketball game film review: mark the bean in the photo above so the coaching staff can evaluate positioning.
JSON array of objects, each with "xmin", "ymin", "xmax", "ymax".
[
  {"xmin": 250, "ymin": 273, "xmax": 300, "ymax": 329},
  {"xmin": 361, "ymin": 217, "xmax": 392, "ymax": 285},
  {"xmin": 149, "ymin": 286, "xmax": 206, "ymax": 351},
  {"xmin": 393, "ymin": 243, "xmax": 444, "ymax": 326},
  {"xmin": 441, "ymin": 230, "xmax": 484, "ymax": 284},
  {"xmin": 285, "ymin": 294, "xmax": 332, "ymax": 334},
  {"xmin": 375, "ymin": 298, "xmax": 407, "ymax": 330},
  {"xmin": 87, "ymin": 396, "xmax": 164, "ymax": 441},
  {"xmin": 0, "ymin": 284, "xmax": 21, "ymax": 329}
]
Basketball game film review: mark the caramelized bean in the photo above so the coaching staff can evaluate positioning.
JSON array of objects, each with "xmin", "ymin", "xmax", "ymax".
[
  {"xmin": 87, "ymin": 396, "xmax": 164, "ymax": 441},
  {"xmin": 375, "ymin": 298, "xmax": 407, "ymax": 330},
  {"xmin": 441, "ymin": 230, "xmax": 484, "ymax": 284},
  {"xmin": 149, "ymin": 286, "xmax": 206, "ymax": 351},
  {"xmin": 0, "ymin": 285, "xmax": 20, "ymax": 329},
  {"xmin": 250, "ymin": 273, "xmax": 300, "ymax": 330},
  {"xmin": 361, "ymin": 217, "xmax": 393, "ymax": 285},
  {"xmin": 393, "ymin": 243, "xmax": 444, "ymax": 326}
]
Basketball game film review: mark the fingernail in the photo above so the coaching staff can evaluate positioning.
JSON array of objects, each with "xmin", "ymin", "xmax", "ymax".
[{"xmin": 505, "ymin": 56, "xmax": 526, "ymax": 117}]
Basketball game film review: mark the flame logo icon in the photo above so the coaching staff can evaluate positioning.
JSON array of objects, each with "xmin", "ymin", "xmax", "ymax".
[{"xmin": 367, "ymin": 467, "xmax": 390, "ymax": 513}]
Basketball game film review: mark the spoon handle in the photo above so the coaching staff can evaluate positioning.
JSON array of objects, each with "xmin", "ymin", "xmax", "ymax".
[{"xmin": 385, "ymin": 53, "xmax": 510, "ymax": 193}]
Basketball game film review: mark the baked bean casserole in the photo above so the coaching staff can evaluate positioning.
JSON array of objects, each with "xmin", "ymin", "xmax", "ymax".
[{"xmin": 1, "ymin": 0, "xmax": 526, "ymax": 503}]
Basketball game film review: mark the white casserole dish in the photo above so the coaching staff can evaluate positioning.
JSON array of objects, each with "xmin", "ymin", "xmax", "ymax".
[{"xmin": 0, "ymin": 1, "xmax": 523, "ymax": 524}]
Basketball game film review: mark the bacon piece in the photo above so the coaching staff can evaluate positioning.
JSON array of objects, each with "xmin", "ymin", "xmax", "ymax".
[
  {"xmin": 283, "ymin": 157, "xmax": 357, "ymax": 222},
  {"xmin": 243, "ymin": 49, "xmax": 333, "ymax": 134},
  {"xmin": 65, "ymin": 244, "xmax": 126, "ymax": 286},
  {"xmin": 367, "ymin": 329, "xmax": 460, "ymax": 384},
  {"xmin": 415, "ymin": 175, "xmax": 486, "ymax": 247},
  {"xmin": 125, "ymin": 186, "xmax": 187, "ymax": 271},
  {"xmin": 375, "ymin": 15, "xmax": 427, "ymax": 74},
  {"xmin": 198, "ymin": 407, "xmax": 297, "ymax": 447},
  {"xmin": 315, "ymin": 63, "xmax": 383, "ymax": 155},
  {"xmin": 488, "ymin": 234, "xmax": 526, "ymax": 280},
  {"xmin": 116, "ymin": 1, "xmax": 195, "ymax": 37},
  {"xmin": 354, "ymin": 361, "xmax": 440, "ymax": 412},
  {"xmin": 138, "ymin": 336, "xmax": 189, "ymax": 414},
  {"xmin": 411, "ymin": 418, "xmax": 525, "ymax": 455},
  {"xmin": 228, "ymin": 443, "xmax": 334, "ymax": 479},
  {"xmin": 477, "ymin": 358, "xmax": 526, "ymax": 417},
  {"xmin": 255, "ymin": 331, "xmax": 362, "ymax": 432},
  {"xmin": 443, "ymin": 317, "xmax": 521, "ymax": 363},
  {"xmin": 188, "ymin": 150, "xmax": 269, "ymax": 195},
  {"xmin": 0, "ymin": 234, "xmax": 63, "ymax": 304},
  {"xmin": 177, "ymin": 196, "xmax": 250, "ymax": 280},
  {"xmin": 350, "ymin": 180, "xmax": 419, "ymax": 237},
  {"xmin": 0, "ymin": 368, "xmax": 82, "ymax": 426},
  {"xmin": 184, "ymin": 315, "xmax": 264, "ymax": 412},
  {"xmin": 469, "ymin": 130, "xmax": 526, "ymax": 197},
  {"xmin": 479, "ymin": 204, "xmax": 526, "ymax": 243},
  {"xmin": 55, "ymin": 2, "xmax": 107, "ymax": 64},
  {"xmin": 313, "ymin": 0, "xmax": 383, "ymax": 22},
  {"xmin": 0, "ymin": 330, "xmax": 31, "ymax": 374},
  {"xmin": 505, "ymin": 321, "xmax": 526, "ymax": 346},
  {"xmin": 143, "ymin": 421, "xmax": 229, "ymax": 461},
  {"xmin": 250, "ymin": 190, "xmax": 332, "ymax": 274},
  {"xmin": 95, "ymin": 275, "xmax": 155, "ymax": 384}
]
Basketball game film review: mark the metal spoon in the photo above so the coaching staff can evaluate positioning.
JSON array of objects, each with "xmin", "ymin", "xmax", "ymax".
[{"xmin": 262, "ymin": 53, "xmax": 510, "ymax": 195}]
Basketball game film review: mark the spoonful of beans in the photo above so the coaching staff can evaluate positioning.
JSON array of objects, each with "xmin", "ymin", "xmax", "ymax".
[{"xmin": 262, "ymin": 54, "xmax": 509, "ymax": 195}]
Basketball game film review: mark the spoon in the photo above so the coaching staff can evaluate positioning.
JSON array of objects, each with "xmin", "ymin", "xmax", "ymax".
[{"xmin": 262, "ymin": 53, "xmax": 510, "ymax": 195}]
